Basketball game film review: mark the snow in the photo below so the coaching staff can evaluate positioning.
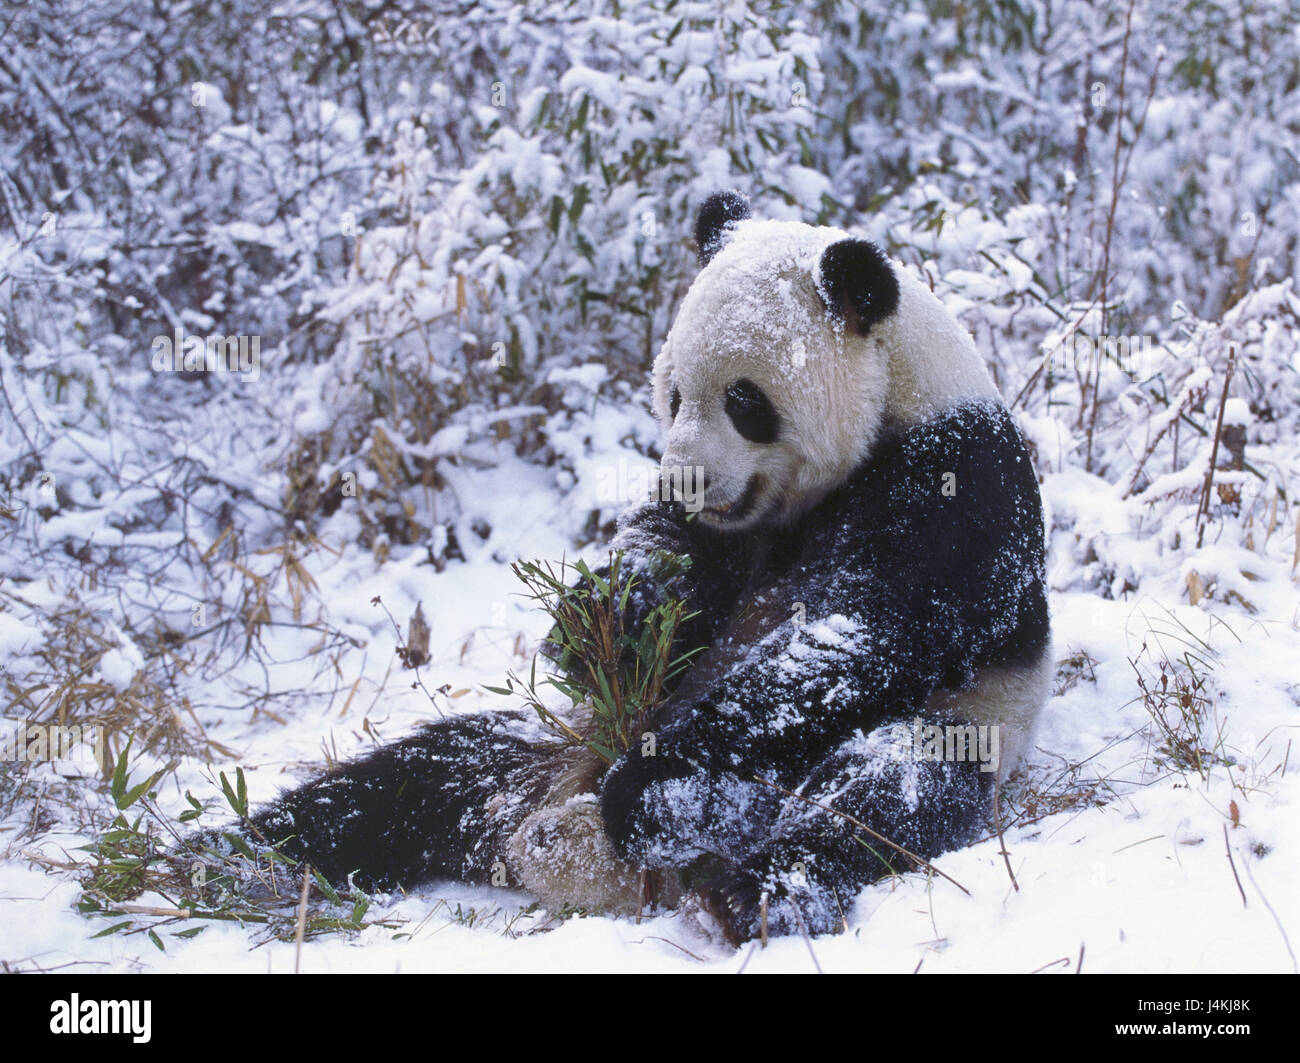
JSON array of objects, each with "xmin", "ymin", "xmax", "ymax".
[
  {"xmin": 1, "ymin": 0, "xmax": 1297, "ymax": 974},
  {"xmin": 97, "ymin": 642, "xmax": 143, "ymax": 691}
]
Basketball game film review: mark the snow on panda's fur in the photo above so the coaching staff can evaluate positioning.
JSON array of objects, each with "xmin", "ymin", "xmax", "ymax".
[{"xmin": 211, "ymin": 192, "xmax": 1050, "ymax": 944}]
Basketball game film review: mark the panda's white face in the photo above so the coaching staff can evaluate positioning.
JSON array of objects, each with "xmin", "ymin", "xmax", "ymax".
[
  {"xmin": 652, "ymin": 215, "xmax": 1000, "ymax": 531},
  {"xmin": 653, "ymin": 220, "xmax": 892, "ymax": 531},
  {"xmin": 657, "ymin": 360, "xmax": 800, "ymax": 530}
]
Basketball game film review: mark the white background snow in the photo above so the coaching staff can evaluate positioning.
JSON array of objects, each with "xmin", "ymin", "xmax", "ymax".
[{"xmin": 1, "ymin": 0, "xmax": 1297, "ymax": 973}]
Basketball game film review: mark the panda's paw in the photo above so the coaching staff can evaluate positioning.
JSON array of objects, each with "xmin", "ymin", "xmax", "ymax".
[
  {"xmin": 695, "ymin": 864, "xmax": 848, "ymax": 945},
  {"xmin": 506, "ymin": 797, "xmax": 648, "ymax": 916},
  {"xmin": 599, "ymin": 751, "xmax": 697, "ymax": 862},
  {"xmin": 694, "ymin": 867, "xmax": 766, "ymax": 946}
]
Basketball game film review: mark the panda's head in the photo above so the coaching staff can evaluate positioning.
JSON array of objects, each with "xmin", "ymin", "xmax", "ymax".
[{"xmin": 653, "ymin": 191, "xmax": 995, "ymax": 531}]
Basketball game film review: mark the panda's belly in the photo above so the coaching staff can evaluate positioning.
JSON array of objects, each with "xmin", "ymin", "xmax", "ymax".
[{"xmin": 918, "ymin": 646, "xmax": 1053, "ymax": 779}]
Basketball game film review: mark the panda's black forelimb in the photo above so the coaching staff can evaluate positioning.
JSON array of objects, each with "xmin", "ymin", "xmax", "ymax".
[{"xmin": 600, "ymin": 401, "xmax": 1048, "ymax": 942}]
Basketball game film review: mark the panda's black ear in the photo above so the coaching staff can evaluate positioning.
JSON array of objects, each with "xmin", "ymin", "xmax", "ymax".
[
  {"xmin": 816, "ymin": 238, "xmax": 900, "ymax": 336},
  {"xmin": 694, "ymin": 190, "xmax": 751, "ymax": 266}
]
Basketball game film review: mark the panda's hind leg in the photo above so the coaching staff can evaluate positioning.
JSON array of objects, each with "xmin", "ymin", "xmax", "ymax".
[{"xmin": 187, "ymin": 711, "xmax": 553, "ymax": 895}]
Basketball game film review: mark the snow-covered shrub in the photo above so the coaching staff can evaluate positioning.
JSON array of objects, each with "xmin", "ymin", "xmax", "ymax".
[
  {"xmin": 286, "ymin": 0, "xmax": 830, "ymax": 548},
  {"xmin": 1, "ymin": 0, "xmax": 1298, "ymax": 970}
]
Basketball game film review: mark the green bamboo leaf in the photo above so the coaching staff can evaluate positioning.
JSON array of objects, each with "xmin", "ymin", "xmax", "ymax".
[
  {"xmin": 224, "ymin": 832, "xmax": 255, "ymax": 859},
  {"xmin": 121, "ymin": 779, "xmax": 153, "ymax": 809},
  {"xmin": 218, "ymin": 771, "xmax": 242, "ymax": 816},
  {"xmin": 312, "ymin": 868, "xmax": 342, "ymax": 906},
  {"xmin": 568, "ymin": 183, "xmax": 590, "ymax": 226},
  {"xmin": 110, "ymin": 738, "xmax": 133, "ymax": 808},
  {"xmin": 572, "ymin": 94, "xmax": 589, "ymax": 135},
  {"xmin": 588, "ymin": 742, "xmax": 617, "ymax": 764},
  {"xmin": 594, "ymin": 665, "xmax": 617, "ymax": 705}
]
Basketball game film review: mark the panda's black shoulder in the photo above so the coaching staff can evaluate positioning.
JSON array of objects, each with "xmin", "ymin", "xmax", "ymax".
[
  {"xmin": 800, "ymin": 399, "xmax": 1047, "ymax": 651},
  {"xmin": 797, "ymin": 400, "xmax": 1045, "ymax": 567}
]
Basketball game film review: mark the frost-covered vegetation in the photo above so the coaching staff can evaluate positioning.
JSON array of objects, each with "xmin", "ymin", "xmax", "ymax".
[{"xmin": 1, "ymin": 0, "xmax": 1297, "ymax": 972}]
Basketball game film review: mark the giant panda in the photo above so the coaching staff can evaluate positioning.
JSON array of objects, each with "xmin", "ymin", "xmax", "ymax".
[{"xmin": 202, "ymin": 191, "xmax": 1051, "ymax": 945}]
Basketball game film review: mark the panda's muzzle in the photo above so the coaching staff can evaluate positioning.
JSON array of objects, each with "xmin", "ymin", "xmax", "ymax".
[{"xmin": 702, "ymin": 474, "xmax": 764, "ymax": 525}]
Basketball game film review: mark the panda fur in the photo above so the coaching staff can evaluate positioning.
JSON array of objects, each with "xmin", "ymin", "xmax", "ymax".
[{"xmin": 211, "ymin": 192, "xmax": 1050, "ymax": 945}]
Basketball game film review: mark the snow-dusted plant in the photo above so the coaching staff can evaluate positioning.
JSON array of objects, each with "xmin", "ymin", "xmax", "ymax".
[{"xmin": 287, "ymin": 0, "xmax": 830, "ymax": 547}]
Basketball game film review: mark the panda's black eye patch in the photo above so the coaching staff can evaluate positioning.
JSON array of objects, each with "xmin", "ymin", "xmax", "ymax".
[
  {"xmin": 725, "ymin": 378, "xmax": 780, "ymax": 444},
  {"xmin": 669, "ymin": 386, "xmax": 682, "ymax": 420}
]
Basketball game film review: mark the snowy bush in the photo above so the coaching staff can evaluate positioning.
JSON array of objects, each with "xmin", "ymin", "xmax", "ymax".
[
  {"xmin": 1, "ymin": 0, "xmax": 1298, "ymax": 971},
  {"xmin": 287, "ymin": 0, "xmax": 830, "ymax": 548}
]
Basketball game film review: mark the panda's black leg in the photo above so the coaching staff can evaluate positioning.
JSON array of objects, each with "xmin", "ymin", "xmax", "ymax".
[
  {"xmin": 701, "ymin": 721, "xmax": 997, "ymax": 944},
  {"xmin": 187, "ymin": 711, "xmax": 550, "ymax": 894}
]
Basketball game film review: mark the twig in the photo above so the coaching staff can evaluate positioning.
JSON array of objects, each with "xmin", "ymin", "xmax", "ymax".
[
  {"xmin": 98, "ymin": 904, "xmax": 273, "ymax": 925},
  {"xmin": 786, "ymin": 901, "xmax": 823, "ymax": 974},
  {"xmin": 1011, "ymin": 298, "xmax": 1103, "ymax": 410},
  {"xmin": 1113, "ymin": 833, "xmax": 1165, "ymax": 854},
  {"xmin": 1123, "ymin": 374, "xmax": 1212, "ymax": 498},
  {"xmin": 830, "ymin": 883, "xmax": 849, "ymax": 935},
  {"xmin": 4, "ymin": 959, "xmax": 113, "ymax": 973},
  {"xmin": 1086, "ymin": 0, "xmax": 1137, "ymax": 472},
  {"xmin": 993, "ymin": 771, "xmax": 1018, "ymax": 892},
  {"xmin": 752, "ymin": 776, "xmax": 971, "ymax": 896},
  {"xmin": 294, "ymin": 868, "xmax": 311, "ymax": 973},
  {"xmin": 371, "ymin": 595, "xmax": 445, "ymax": 717},
  {"xmin": 637, "ymin": 936, "xmax": 707, "ymax": 963},
  {"xmin": 1242, "ymin": 857, "xmax": 1298, "ymax": 973},
  {"xmin": 1222, "ymin": 824, "xmax": 1247, "ymax": 908},
  {"xmin": 1196, "ymin": 346, "xmax": 1237, "ymax": 549},
  {"xmin": 115, "ymin": 904, "xmax": 193, "ymax": 918}
]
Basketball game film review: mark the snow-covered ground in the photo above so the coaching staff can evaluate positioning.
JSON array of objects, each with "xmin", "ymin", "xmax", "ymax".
[
  {"xmin": 2, "ymin": 0, "xmax": 1298, "ymax": 974},
  {"xmin": 3, "ymin": 411, "xmax": 1296, "ymax": 973}
]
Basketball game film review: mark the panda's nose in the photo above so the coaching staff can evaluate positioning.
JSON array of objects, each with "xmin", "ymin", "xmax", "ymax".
[{"xmin": 659, "ymin": 457, "xmax": 707, "ymax": 503}]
